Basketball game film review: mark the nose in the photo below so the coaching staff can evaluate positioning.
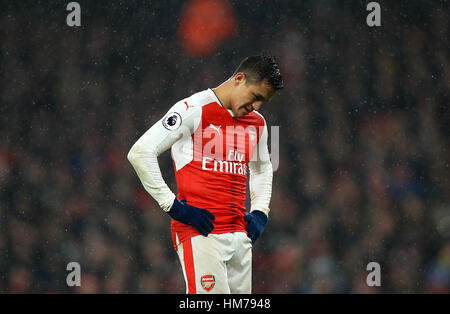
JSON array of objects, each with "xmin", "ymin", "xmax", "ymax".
[{"xmin": 251, "ymin": 101, "xmax": 263, "ymax": 111}]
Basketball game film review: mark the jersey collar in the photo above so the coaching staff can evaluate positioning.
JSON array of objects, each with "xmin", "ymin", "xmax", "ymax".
[{"xmin": 208, "ymin": 88, "xmax": 236, "ymax": 118}]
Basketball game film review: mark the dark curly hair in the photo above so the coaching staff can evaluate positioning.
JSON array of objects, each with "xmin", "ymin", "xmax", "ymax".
[{"xmin": 232, "ymin": 53, "xmax": 284, "ymax": 91}]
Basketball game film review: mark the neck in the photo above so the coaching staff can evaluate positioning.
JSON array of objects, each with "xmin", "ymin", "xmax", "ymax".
[{"xmin": 212, "ymin": 79, "xmax": 232, "ymax": 110}]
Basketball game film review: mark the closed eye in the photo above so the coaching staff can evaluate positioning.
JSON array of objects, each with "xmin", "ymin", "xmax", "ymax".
[{"xmin": 252, "ymin": 93, "xmax": 265, "ymax": 102}]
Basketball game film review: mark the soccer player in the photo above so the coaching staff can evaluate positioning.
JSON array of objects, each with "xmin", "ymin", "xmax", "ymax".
[{"xmin": 127, "ymin": 54, "xmax": 283, "ymax": 294}]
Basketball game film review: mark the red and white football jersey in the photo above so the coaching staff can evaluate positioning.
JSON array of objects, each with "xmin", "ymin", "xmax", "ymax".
[{"xmin": 128, "ymin": 89, "xmax": 273, "ymax": 249}]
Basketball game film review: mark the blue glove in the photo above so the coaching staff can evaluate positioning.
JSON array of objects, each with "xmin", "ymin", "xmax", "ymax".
[
  {"xmin": 167, "ymin": 198, "xmax": 215, "ymax": 236},
  {"xmin": 244, "ymin": 210, "xmax": 268, "ymax": 243}
]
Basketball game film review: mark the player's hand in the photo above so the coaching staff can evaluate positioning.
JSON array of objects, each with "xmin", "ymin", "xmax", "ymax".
[
  {"xmin": 244, "ymin": 210, "xmax": 268, "ymax": 243},
  {"xmin": 167, "ymin": 198, "xmax": 215, "ymax": 236}
]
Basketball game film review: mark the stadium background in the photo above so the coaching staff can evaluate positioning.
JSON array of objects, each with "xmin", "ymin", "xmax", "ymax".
[{"xmin": 0, "ymin": 0, "xmax": 449, "ymax": 293}]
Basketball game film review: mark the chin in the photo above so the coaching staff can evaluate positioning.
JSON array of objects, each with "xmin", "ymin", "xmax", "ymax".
[{"xmin": 238, "ymin": 108, "xmax": 250, "ymax": 118}]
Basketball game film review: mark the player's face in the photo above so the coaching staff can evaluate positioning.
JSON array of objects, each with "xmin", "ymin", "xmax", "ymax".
[{"xmin": 230, "ymin": 73, "xmax": 275, "ymax": 118}]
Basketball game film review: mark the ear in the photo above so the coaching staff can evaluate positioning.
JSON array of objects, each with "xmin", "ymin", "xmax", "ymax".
[{"xmin": 233, "ymin": 72, "xmax": 246, "ymax": 85}]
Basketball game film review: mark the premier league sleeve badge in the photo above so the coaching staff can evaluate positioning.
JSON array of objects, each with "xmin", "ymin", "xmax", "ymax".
[{"xmin": 162, "ymin": 112, "xmax": 182, "ymax": 130}]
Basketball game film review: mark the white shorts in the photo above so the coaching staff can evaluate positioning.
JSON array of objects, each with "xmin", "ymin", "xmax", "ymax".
[{"xmin": 176, "ymin": 232, "xmax": 253, "ymax": 294}]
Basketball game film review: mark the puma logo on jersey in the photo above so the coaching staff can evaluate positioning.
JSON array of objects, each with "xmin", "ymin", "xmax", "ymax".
[
  {"xmin": 208, "ymin": 123, "xmax": 222, "ymax": 135},
  {"xmin": 184, "ymin": 101, "xmax": 194, "ymax": 110}
]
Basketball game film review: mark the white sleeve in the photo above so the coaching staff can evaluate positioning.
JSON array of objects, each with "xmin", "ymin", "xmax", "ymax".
[
  {"xmin": 248, "ymin": 122, "xmax": 273, "ymax": 217},
  {"xmin": 127, "ymin": 100, "xmax": 201, "ymax": 212}
]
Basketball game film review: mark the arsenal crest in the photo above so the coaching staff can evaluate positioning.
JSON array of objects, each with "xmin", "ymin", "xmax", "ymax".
[{"xmin": 201, "ymin": 275, "xmax": 215, "ymax": 292}]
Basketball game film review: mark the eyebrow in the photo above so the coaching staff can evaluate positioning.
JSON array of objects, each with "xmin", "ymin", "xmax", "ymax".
[{"xmin": 253, "ymin": 92, "xmax": 267, "ymax": 102}]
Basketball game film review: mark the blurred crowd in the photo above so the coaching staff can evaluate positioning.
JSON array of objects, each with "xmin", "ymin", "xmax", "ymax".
[{"xmin": 0, "ymin": 0, "xmax": 449, "ymax": 293}]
